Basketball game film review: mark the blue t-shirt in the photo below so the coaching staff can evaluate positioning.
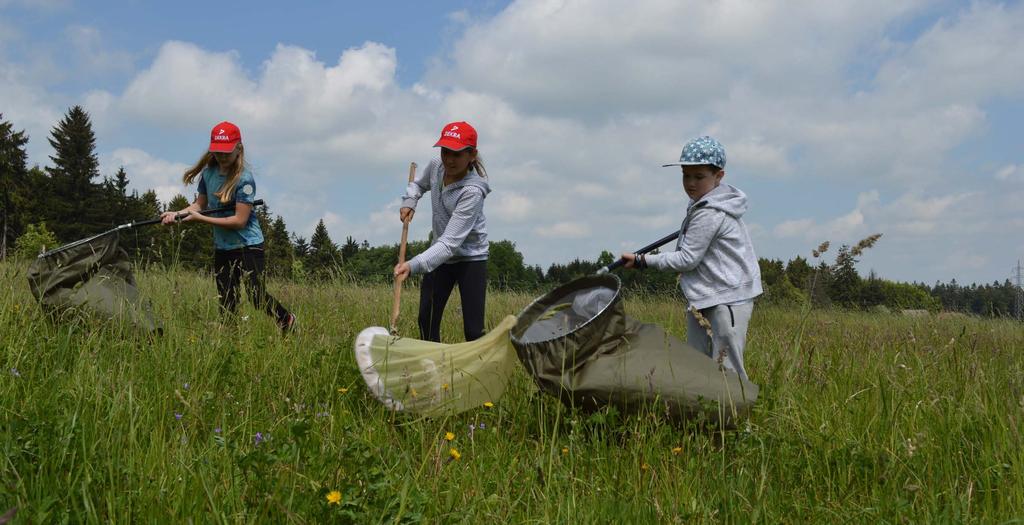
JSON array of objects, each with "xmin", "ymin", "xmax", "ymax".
[{"xmin": 197, "ymin": 166, "xmax": 264, "ymax": 250}]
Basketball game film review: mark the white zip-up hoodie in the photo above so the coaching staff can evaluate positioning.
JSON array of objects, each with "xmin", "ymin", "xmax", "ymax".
[
  {"xmin": 401, "ymin": 158, "xmax": 490, "ymax": 275},
  {"xmin": 645, "ymin": 183, "xmax": 762, "ymax": 309}
]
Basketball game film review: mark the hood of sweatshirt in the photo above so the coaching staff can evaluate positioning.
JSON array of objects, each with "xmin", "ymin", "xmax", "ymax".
[
  {"xmin": 692, "ymin": 183, "xmax": 747, "ymax": 219},
  {"xmin": 447, "ymin": 169, "xmax": 491, "ymax": 196}
]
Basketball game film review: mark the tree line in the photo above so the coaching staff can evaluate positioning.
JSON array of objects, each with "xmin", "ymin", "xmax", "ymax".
[{"xmin": 1, "ymin": 107, "xmax": 1019, "ymax": 319}]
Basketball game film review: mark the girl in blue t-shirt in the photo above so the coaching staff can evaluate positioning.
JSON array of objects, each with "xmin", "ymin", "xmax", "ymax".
[{"xmin": 161, "ymin": 121, "xmax": 296, "ymax": 334}]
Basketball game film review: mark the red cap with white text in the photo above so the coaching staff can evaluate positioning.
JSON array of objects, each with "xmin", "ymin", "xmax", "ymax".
[
  {"xmin": 209, "ymin": 121, "xmax": 242, "ymax": 153},
  {"xmin": 433, "ymin": 121, "xmax": 477, "ymax": 151}
]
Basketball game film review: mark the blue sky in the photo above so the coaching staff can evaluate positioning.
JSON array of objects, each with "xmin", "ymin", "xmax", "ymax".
[{"xmin": 2, "ymin": 0, "xmax": 1022, "ymax": 286}]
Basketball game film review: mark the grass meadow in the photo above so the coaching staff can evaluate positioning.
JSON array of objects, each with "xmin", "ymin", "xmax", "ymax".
[{"xmin": 1, "ymin": 259, "xmax": 1023, "ymax": 523}]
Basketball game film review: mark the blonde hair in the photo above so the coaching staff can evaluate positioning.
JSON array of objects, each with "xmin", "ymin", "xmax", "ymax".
[
  {"xmin": 182, "ymin": 144, "xmax": 247, "ymax": 204},
  {"xmin": 470, "ymin": 150, "xmax": 487, "ymax": 178}
]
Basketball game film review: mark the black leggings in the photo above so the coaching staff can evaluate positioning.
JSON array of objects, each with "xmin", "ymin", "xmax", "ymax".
[
  {"xmin": 418, "ymin": 260, "xmax": 487, "ymax": 342},
  {"xmin": 214, "ymin": 245, "xmax": 290, "ymax": 324}
]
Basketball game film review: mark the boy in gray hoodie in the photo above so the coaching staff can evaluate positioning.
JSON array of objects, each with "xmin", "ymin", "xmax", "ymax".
[{"xmin": 622, "ymin": 136, "xmax": 762, "ymax": 380}]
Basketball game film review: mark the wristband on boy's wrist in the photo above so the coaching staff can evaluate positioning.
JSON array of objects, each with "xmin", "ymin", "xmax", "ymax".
[{"xmin": 636, "ymin": 253, "xmax": 647, "ymax": 270}]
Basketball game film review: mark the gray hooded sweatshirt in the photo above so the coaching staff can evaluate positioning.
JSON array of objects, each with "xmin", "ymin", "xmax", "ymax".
[
  {"xmin": 645, "ymin": 183, "xmax": 762, "ymax": 309},
  {"xmin": 401, "ymin": 157, "xmax": 490, "ymax": 275}
]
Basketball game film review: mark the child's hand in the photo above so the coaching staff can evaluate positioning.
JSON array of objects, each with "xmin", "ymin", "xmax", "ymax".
[
  {"xmin": 394, "ymin": 262, "xmax": 411, "ymax": 281},
  {"xmin": 399, "ymin": 207, "xmax": 415, "ymax": 223},
  {"xmin": 160, "ymin": 211, "xmax": 179, "ymax": 225},
  {"xmin": 620, "ymin": 253, "xmax": 637, "ymax": 269}
]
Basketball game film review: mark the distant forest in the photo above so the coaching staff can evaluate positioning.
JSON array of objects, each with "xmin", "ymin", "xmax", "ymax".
[{"xmin": 2, "ymin": 107, "xmax": 1021, "ymax": 319}]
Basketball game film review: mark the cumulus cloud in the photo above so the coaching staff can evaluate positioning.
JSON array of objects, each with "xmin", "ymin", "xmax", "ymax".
[
  {"xmin": 101, "ymin": 148, "xmax": 192, "ymax": 205},
  {"xmin": 4, "ymin": 0, "xmax": 1023, "ymax": 284},
  {"xmin": 535, "ymin": 221, "xmax": 590, "ymax": 239},
  {"xmin": 995, "ymin": 164, "xmax": 1021, "ymax": 182},
  {"xmin": 771, "ymin": 188, "xmax": 984, "ymax": 243},
  {"xmin": 65, "ymin": 25, "xmax": 134, "ymax": 75}
]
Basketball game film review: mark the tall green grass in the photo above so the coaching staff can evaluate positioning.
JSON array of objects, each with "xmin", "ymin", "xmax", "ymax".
[{"xmin": 1, "ymin": 260, "xmax": 1022, "ymax": 523}]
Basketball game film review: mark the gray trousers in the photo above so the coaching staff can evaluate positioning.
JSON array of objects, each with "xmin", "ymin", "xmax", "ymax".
[{"xmin": 686, "ymin": 302, "xmax": 753, "ymax": 381}]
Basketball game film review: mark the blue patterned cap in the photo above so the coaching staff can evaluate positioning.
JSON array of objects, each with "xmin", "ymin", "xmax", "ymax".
[{"xmin": 662, "ymin": 135, "xmax": 726, "ymax": 169}]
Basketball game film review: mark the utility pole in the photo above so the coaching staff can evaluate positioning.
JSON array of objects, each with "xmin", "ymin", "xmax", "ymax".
[{"xmin": 1015, "ymin": 260, "xmax": 1024, "ymax": 321}]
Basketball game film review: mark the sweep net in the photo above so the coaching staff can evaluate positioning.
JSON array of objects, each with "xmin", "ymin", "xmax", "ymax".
[
  {"xmin": 354, "ymin": 315, "xmax": 518, "ymax": 416},
  {"xmin": 27, "ymin": 230, "xmax": 160, "ymax": 333},
  {"xmin": 511, "ymin": 274, "xmax": 758, "ymax": 426}
]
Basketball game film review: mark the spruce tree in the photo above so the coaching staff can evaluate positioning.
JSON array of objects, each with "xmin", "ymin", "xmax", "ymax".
[
  {"xmin": 111, "ymin": 166, "xmax": 131, "ymax": 218},
  {"xmin": 0, "ymin": 114, "xmax": 29, "ymax": 259},
  {"xmin": 47, "ymin": 106, "xmax": 102, "ymax": 241},
  {"xmin": 292, "ymin": 235, "xmax": 309, "ymax": 258},
  {"xmin": 307, "ymin": 219, "xmax": 340, "ymax": 279},
  {"xmin": 164, "ymin": 193, "xmax": 210, "ymax": 269},
  {"xmin": 266, "ymin": 215, "xmax": 294, "ymax": 278},
  {"xmin": 130, "ymin": 189, "xmax": 164, "ymax": 265},
  {"xmin": 341, "ymin": 235, "xmax": 359, "ymax": 263}
]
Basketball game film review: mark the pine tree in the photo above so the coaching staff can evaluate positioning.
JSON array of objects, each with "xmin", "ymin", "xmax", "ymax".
[
  {"xmin": 163, "ymin": 193, "xmax": 210, "ymax": 269},
  {"xmin": 292, "ymin": 235, "xmax": 310, "ymax": 259},
  {"xmin": 307, "ymin": 219, "xmax": 340, "ymax": 279},
  {"xmin": 266, "ymin": 215, "xmax": 294, "ymax": 278},
  {"xmin": 46, "ymin": 106, "xmax": 102, "ymax": 241},
  {"xmin": 0, "ymin": 114, "xmax": 29, "ymax": 259},
  {"xmin": 130, "ymin": 189, "xmax": 164, "ymax": 265},
  {"xmin": 785, "ymin": 255, "xmax": 813, "ymax": 293},
  {"xmin": 341, "ymin": 235, "xmax": 360, "ymax": 263},
  {"xmin": 110, "ymin": 166, "xmax": 132, "ymax": 219}
]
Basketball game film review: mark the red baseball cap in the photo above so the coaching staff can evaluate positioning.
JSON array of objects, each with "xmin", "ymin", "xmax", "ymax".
[
  {"xmin": 433, "ymin": 121, "xmax": 477, "ymax": 151},
  {"xmin": 209, "ymin": 121, "xmax": 242, "ymax": 153}
]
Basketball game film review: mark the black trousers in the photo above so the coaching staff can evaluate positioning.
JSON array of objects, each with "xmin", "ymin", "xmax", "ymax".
[
  {"xmin": 418, "ymin": 260, "xmax": 487, "ymax": 342},
  {"xmin": 214, "ymin": 244, "xmax": 290, "ymax": 324}
]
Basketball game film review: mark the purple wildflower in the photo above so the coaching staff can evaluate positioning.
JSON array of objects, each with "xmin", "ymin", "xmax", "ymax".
[
  {"xmin": 254, "ymin": 432, "xmax": 264, "ymax": 445},
  {"xmin": 10, "ymin": 368, "xmax": 19, "ymax": 377},
  {"xmin": 214, "ymin": 427, "xmax": 222, "ymax": 434},
  {"xmin": 478, "ymin": 422, "xmax": 486, "ymax": 430},
  {"xmin": 174, "ymin": 413, "xmax": 183, "ymax": 421}
]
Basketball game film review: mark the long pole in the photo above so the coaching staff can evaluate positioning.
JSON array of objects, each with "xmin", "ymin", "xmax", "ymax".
[
  {"xmin": 38, "ymin": 199, "xmax": 265, "ymax": 259},
  {"xmin": 597, "ymin": 230, "xmax": 680, "ymax": 274},
  {"xmin": 390, "ymin": 162, "xmax": 417, "ymax": 334}
]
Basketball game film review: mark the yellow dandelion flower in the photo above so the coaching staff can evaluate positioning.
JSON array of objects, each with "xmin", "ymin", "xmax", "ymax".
[
  {"xmin": 483, "ymin": 401, "xmax": 494, "ymax": 408},
  {"xmin": 561, "ymin": 447, "xmax": 569, "ymax": 455},
  {"xmin": 449, "ymin": 448, "xmax": 461, "ymax": 460},
  {"xmin": 326, "ymin": 490, "xmax": 341, "ymax": 505},
  {"xmin": 671, "ymin": 447, "xmax": 683, "ymax": 455},
  {"xmin": 445, "ymin": 432, "xmax": 455, "ymax": 441},
  {"xmin": 442, "ymin": 383, "xmax": 450, "ymax": 391},
  {"xmin": 641, "ymin": 462, "xmax": 650, "ymax": 471},
  {"xmin": 337, "ymin": 387, "xmax": 349, "ymax": 394},
  {"xmin": 410, "ymin": 388, "xmax": 418, "ymax": 398}
]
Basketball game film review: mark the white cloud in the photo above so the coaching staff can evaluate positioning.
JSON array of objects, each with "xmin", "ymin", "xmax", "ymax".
[
  {"xmin": 534, "ymin": 221, "xmax": 590, "ymax": 239},
  {"xmin": 874, "ymin": 2, "xmax": 1024, "ymax": 104},
  {"xmin": 0, "ymin": 61, "xmax": 64, "ymax": 162},
  {"xmin": 489, "ymin": 191, "xmax": 535, "ymax": 222},
  {"xmin": 65, "ymin": 25, "xmax": 134, "ymax": 75},
  {"xmin": 101, "ymin": 148, "xmax": 191, "ymax": 205},
  {"xmin": 112, "ymin": 40, "xmax": 402, "ymax": 135},
  {"xmin": 769, "ymin": 188, "xmax": 992, "ymax": 243},
  {"xmin": 995, "ymin": 164, "xmax": 1021, "ymax": 182},
  {"xmin": 5, "ymin": 0, "xmax": 1023, "ymax": 285}
]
